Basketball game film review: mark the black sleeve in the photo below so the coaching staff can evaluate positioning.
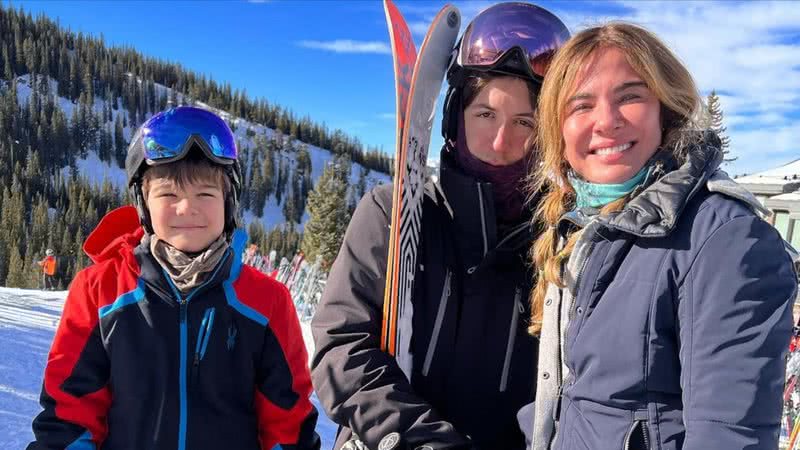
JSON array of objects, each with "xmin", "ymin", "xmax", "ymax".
[{"xmin": 311, "ymin": 186, "xmax": 471, "ymax": 450}]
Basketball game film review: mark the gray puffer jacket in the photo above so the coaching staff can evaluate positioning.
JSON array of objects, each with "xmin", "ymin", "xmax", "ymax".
[{"xmin": 531, "ymin": 132, "xmax": 797, "ymax": 450}]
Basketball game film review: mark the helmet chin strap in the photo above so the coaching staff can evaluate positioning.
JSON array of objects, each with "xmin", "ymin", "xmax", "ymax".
[{"xmin": 131, "ymin": 183, "xmax": 154, "ymax": 235}]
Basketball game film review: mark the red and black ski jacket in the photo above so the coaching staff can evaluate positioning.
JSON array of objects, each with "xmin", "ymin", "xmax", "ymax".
[{"xmin": 28, "ymin": 206, "xmax": 320, "ymax": 450}]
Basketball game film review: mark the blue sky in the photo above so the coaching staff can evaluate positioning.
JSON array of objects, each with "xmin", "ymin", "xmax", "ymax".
[{"xmin": 5, "ymin": 0, "xmax": 800, "ymax": 176}]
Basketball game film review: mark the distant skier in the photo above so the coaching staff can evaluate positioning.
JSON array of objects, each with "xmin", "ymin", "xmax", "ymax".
[{"xmin": 36, "ymin": 249, "xmax": 57, "ymax": 291}]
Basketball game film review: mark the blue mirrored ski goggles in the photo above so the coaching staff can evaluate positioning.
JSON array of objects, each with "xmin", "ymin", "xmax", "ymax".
[{"xmin": 139, "ymin": 106, "xmax": 237, "ymax": 165}]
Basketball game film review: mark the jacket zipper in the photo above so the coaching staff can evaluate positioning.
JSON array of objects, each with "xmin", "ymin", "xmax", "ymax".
[
  {"xmin": 162, "ymin": 249, "xmax": 231, "ymax": 450},
  {"xmin": 500, "ymin": 287, "xmax": 523, "ymax": 392},
  {"xmin": 177, "ymin": 297, "xmax": 189, "ymax": 450},
  {"xmin": 422, "ymin": 269, "xmax": 452, "ymax": 376},
  {"xmin": 476, "ymin": 184, "xmax": 489, "ymax": 257},
  {"xmin": 623, "ymin": 419, "xmax": 651, "ymax": 450},
  {"xmin": 192, "ymin": 307, "xmax": 216, "ymax": 384},
  {"xmin": 642, "ymin": 420, "xmax": 651, "ymax": 449}
]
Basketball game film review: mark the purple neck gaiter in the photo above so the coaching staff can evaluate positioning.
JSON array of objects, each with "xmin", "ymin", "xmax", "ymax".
[{"xmin": 454, "ymin": 112, "xmax": 531, "ymax": 224}]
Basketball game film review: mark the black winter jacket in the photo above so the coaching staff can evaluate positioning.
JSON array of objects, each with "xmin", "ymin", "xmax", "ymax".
[{"xmin": 311, "ymin": 156, "xmax": 539, "ymax": 450}]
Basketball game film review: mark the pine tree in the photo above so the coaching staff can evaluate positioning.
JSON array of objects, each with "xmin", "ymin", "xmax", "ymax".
[
  {"xmin": 0, "ymin": 236, "xmax": 8, "ymax": 286},
  {"xmin": 24, "ymin": 246, "xmax": 43, "ymax": 289},
  {"xmin": 1, "ymin": 185, "xmax": 25, "ymax": 256},
  {"xmin": 5, "ymin": 244, "xmax": 26, "ymax": 288},
  {"xmin": 263, "ymin": 147, "xmax": 275, "ymax": 198},
  {"xmin": 296, "ymin": 143, "xmax": 312, "ymax": 200},
  {"xmin": 74, "ymin": 227, "xmax": 88, "ymax": 274},
  {"xmin": 282, "ymin": 178, "xmax": 301, "ymax": 225},
  {"xmin": 250, "ymin": 156, "xmax": 266, "ymax": 217},
  {"xmin": 68, "ymin": 57, "xmax": 80, "ymax": 101},
  {"xmin": 114, "ymin": 113, "xmax": 126, "ymax": 167},
  {"xmin": 248, "ymin": 221, "xmax": 266, "ymax": 248},
  {"xmin": 705, "ymin": 90, "xmax": 734, "ymax": 163},
  {"xmin": 2, "ymin": 44, "xmax": 13, "ymax": 80},
  {"xmin": 29, "ymin": 194, "xmax": 49, "ymax": 256},
  {"xmin": 301, "ymin": 160, "xmax": 351, "ymax": 266},
  {"xmin": 355, "ymin": 166, "xmax": 368, "ymax": 204}
]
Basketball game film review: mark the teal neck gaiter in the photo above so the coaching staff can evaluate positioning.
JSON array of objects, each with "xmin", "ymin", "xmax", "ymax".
[{"xmin": 569, "ymin": 165, "xmax": 651, "ymax": 209}]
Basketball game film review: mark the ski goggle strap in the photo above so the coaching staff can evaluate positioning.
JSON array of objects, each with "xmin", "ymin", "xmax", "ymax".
[
  {"xmin": 140, "ymin": 106, "xmax": 237, "ymax": 165},
  {"xmin": 457, "ymin": 2, "xmax": 570, "ymax": 81}
]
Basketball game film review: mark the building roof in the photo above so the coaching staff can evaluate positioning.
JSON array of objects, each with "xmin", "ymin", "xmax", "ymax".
[{"xmin": 734, "ymin": 158, "xmax": 800, "ymax": 194}]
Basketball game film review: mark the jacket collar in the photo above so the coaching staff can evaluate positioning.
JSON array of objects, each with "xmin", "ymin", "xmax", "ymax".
[
  {"xmin": 134, "ymin": 228, "xmax": 247, "ymax": 305},
  {"xmin": 438, "ymin": 148, "xmax": 535, "ymax": 269}
]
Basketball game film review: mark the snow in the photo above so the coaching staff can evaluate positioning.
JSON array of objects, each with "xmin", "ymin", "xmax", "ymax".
[
  {"xmin": 59, "ymin": 151, "xmax": 128, "ymax": 188},
  {"xmin": 735, "ymin": 158, "xmax": 800, "ymax": 186},
  {"xmin": 0, "ymin": 287, "xmax": 336, "ymax": 449},
  {"xmin": 769, "ymin": 192, "xmax": 800, "ymax": 202}
]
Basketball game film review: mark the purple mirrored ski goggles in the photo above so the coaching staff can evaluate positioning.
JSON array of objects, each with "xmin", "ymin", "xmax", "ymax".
[{"xmin": 457, "ymin": 2, "xmax": 570, "ymax": 81}]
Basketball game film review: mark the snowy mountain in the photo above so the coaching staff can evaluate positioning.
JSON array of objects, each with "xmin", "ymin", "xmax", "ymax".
[
  {"xmin": 13, "ymin": 73, "xmax": 391, "ymax": 232},
  {"xmin": 0, "ymin": 286, "xmax": 337, "ymax": 448}
]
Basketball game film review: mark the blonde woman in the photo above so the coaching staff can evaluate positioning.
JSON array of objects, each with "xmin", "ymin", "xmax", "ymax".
[{"xmin": 525, "ymin": 23, "xmax": 796, "ymax": 450}]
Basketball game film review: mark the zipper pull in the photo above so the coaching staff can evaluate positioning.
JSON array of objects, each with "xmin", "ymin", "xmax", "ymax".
[{"xmin": 552, "ymin": 384, "xmax": 563, "ymax": 422}]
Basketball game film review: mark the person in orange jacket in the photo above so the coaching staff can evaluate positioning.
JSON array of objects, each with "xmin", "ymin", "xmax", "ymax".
[{"xmin": 36, "ymin": 249, "xmax": 57, "ymax": 291}]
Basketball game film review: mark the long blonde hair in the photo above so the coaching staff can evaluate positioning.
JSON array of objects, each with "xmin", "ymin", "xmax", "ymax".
[{"xmin": 528, "ymin": 22, "xmax": 702, "ymax": 335}]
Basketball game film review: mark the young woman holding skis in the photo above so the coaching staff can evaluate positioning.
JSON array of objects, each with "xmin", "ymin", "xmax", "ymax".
[{"xmin": 311, "ymin": 3, "xmax": 569, "ymax": 450}]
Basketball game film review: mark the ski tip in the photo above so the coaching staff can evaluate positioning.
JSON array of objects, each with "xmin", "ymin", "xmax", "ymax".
[
  {"xmin": 446, "ymin": 9, "xmax": 459, "ymax": 28},
  {"xmin": 433, "ymin": 4, "xmax": 460, "ymax": 31}
]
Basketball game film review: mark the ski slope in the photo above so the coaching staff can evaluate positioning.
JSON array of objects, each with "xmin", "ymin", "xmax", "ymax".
[{"xmin": 0, "ymin": 287, "xmax": 337, "ymax": 449}]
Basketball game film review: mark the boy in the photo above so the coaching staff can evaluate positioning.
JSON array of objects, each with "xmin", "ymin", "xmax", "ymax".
[{"xmin": 28, "ymin": 106, "xmax": 320, "ymax": 450}]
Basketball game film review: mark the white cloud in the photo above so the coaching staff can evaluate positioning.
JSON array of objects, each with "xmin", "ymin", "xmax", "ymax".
[
  {"xmin": 296, "ymin": 40, "xmax": 391, "ymax": 54},
  {"xmin": 726, "ymin": 112, "xmax": 788, "ymax": 129},
  {"xmin": 378, "ymin": 112, "xmax": 395, "ymax": 120},
  {"xmin": 407, "ymin": 21, "xmax": 431, "ymax": 36}
]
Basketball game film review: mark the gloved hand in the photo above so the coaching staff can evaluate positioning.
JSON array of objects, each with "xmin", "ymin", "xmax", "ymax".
[
  {"xmin": 341, "ymin": 438, "xmax": 369, "ymax": 450},
  {"xmin": 343, "ymin": 432, "xmax": 476, "ymax": 450}
]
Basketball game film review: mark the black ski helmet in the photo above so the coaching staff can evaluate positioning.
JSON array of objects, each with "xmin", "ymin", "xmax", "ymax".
[
  {"xmin": 125, "ymin": 106, "xmax": 243, "ymax": 235},
  {"xmin": 441, "ymin": 2, "xmax": 570, "ymax": 145}
]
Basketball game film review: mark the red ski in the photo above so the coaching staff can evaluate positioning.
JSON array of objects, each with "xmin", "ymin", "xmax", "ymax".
[{"xmin": 381, "ymin": 0, "xmax": 460, "ymax": 378}]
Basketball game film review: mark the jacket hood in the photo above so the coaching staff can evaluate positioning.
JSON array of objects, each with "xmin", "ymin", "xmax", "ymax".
[{"xmin": 83, "ymin": 205, "xmax": 144, "ymax": 265}]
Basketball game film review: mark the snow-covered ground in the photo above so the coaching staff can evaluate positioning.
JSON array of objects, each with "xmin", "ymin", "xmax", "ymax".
[{"xmin": 0, "ymin": 286, "xmax": 337, "ymax": 449}]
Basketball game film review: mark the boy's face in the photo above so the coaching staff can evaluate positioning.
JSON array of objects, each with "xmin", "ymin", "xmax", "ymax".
[{"xmin": 146, "ymin": 177, "xmax": 225, "ymax": 253}]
